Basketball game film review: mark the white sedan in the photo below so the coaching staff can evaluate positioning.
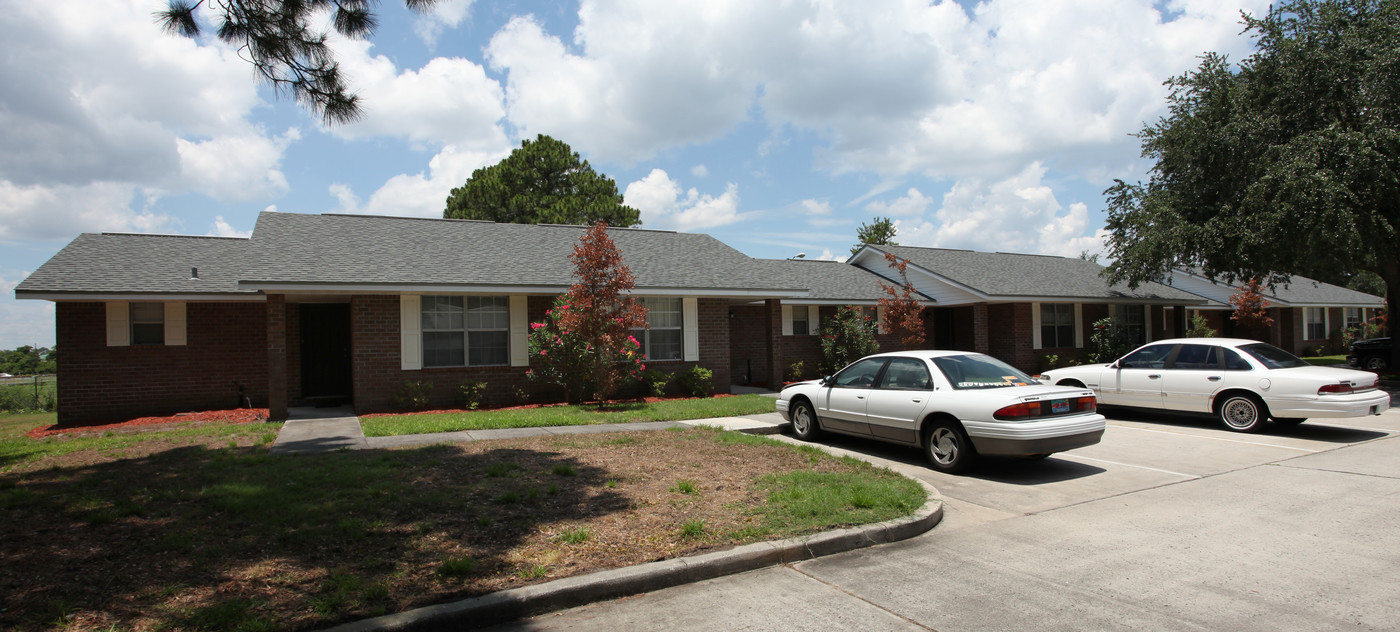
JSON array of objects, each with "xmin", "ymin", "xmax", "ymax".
[
  {"xmin": 1040, "ymin": 338, "xmax": 1391, "ymax": 433},
  {"xmin": 776, "ymin": 350, "xmax": 1105, "ymax": 473}
]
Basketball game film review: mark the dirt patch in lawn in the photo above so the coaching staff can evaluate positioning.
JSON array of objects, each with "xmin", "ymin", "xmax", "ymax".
[{"xmin": 0, "ymin": 425, "xmax": 923, "ymax": 631}]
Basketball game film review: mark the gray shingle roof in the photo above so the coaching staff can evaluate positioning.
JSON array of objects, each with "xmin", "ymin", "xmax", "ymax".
[
  {"xmin": 759, "ymin": 259, "xmax": 931, "ymax": 302},
  {"xmin": 240, "ymin": 212, "xmax": 804, "ymax": 293},
  {"xmin": 1169, "ymin": 269, "xmax": 1384, "ymax": 307},
  {"xmin": 870, "ymin": 244, "xmax": 1204, "ymax": 302},
  {"xmin": 15, "ymin": 233, "xmax": 256, "ymax": 296}
]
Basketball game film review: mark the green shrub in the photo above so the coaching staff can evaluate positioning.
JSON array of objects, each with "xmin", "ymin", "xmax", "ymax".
[
  {"xmin": 819, "ymin": 306, "xmax": 879, "ymax": 374},
  {"xmin": 785, "ymin": 360, "xmax": 805, "ymax": 383},
  {"xmin": 638, "ymin": 368, "xmax": 672, "ymax": 397},
  {"xmin": 457, "ymin": 380, "xmax": 487, "ymax": 410},
  {"xmin": 1185, "ymin": 314, "xmax": 1217, "ymax": 338},
  {"xmin": 676, "ymin": 366, "xmax": 714, "ymax": 397},
  {"xmin": 391, "ymin": 380, "xmax": 433, "ymax": 411},
  {"xmin": 1089, "ymin": 317, "xmax": 1135, "ymax": 363}
]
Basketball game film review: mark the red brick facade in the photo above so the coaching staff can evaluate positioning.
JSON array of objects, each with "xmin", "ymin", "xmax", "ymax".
[{"xmin": 55, "ymin": 301, "xmax": 269, "ymax": 425}]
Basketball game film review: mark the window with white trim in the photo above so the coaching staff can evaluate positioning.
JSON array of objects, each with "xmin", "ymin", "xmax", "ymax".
[
  {"xmin": 421, "ymin": 296, "xmax": 509, "ymax": 367},
  {"xmin": 1305, "ymin": 307, "xmax": 1327, "ymax": 340},
  {"xmin": 632, "ymin": 298, "xmax": 683, "ymax": 361},
  {"xmin": 792, "ymin": 307, "xmax": 810, "ymax": 335},
  {"xmin": 1344, "ymin": 308, "xmax": 1362, "ymax": 329},
  {"xmin": 1040, "ymin": 304, "xmax": 1075, "ymax": 348},
  {"xmin": 130, "ymin": 302, "xmax": 165, "ymax": 345}
]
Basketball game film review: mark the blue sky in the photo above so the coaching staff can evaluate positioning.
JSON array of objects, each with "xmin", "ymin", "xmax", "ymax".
[{"xmin": 0, "ymin": 0, "xmax": 1269, "ymax": 348}]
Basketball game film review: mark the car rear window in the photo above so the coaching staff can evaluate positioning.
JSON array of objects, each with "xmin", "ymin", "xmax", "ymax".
[
  {"xmin": 1238, "ymin": 343, "xmax": 1310, "ymax": 369},
  {"xmin": 932, "ymin": 355, "xmax": 1036, "ymax": 390}
]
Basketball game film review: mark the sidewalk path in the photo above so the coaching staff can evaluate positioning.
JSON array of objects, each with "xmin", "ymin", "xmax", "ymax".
[{"xmin": 268, "ymin": 406, "xmax": 368, "ymax": 455}]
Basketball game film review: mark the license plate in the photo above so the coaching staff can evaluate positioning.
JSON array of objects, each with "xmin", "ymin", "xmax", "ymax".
[{"xmin": 1051, "ymin": 399, "xmax": 1070, "ymax": 414}]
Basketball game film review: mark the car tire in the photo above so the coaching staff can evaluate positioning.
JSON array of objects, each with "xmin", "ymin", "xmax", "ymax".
[
  {"xmin": 923, "ymin": 419, "xmax": 975, "ymax": 473},
  {"xmin": 789, "ymin": 400, "xmax": 821, "ymax": 441},
  {"xmin": 1217, "ymin": 393, "xmax": 1268, "ymax": 433},
  {"xmin": 1363, "ymin": 356, "xmax": 1388, "ymax": 371},
  {"xmin": 1273, "ymin": 417, "xmax": 1307, "ymax": 426}
]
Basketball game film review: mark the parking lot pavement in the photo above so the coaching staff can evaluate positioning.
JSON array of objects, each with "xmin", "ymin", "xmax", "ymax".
[{"xmin": 494, "ymin": 407, "xmax": 1400, "ymax": 631}]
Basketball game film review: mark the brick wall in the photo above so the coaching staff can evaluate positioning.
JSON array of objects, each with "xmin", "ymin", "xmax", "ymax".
[
  {"xmin": 987, "ymin": 303, "xmax": 1035, "ymax": 370},
  {"xmin": 55, "ymin": 301, "xmax": 269, "ymax": 425}
]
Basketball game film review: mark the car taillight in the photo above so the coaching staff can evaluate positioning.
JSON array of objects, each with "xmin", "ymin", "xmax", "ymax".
[
  {"xmin": 1318, "ymin": 383, "xmax": 1354, "ymax": 395},
  {"xmin": 994, "ymin": 396, "xmax": 1096, "ymax": 421}
]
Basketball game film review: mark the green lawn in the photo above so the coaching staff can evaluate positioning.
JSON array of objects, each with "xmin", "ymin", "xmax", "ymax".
[
  {"xmin": 1302, "ymin": 355, "xmax": 1348, "ymax": 366},
  {"xmin": 0, "ymin": 412, "xmax": 281, "ymax": 473},
  {"xmin": 361, "ymin": 394, "xmax": 778, "ymax": 437}
]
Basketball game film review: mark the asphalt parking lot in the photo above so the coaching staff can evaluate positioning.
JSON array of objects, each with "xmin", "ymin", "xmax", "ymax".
[{"xmin": 492, "ymin": 399, "xmax": 1400, "ymax": 631}]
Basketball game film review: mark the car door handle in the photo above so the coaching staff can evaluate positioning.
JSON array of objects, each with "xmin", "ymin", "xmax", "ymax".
[
  {"xmin": 911, "ymin": 399, "xmax": 923, "ymax": 403},
  {"xmin": 1148, "ymin": 374, "xmax": 1161, "ymax": 379},
  {"xmin": 856, "ymin": 395, "xmax": 865, "ymax": 399},
  {"xmin": 1207, "ymin": 376, "xmax": 1222, "ymax": 382}
]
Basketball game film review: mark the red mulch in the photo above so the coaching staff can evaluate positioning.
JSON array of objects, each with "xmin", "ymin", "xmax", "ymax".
[
  {"xmin": 26, "ymin": 408, "xmax": 270, "ymax": 439},
  {"xmin": 360, "ymin": 393, "xmax": 739, "ymax": 419}
]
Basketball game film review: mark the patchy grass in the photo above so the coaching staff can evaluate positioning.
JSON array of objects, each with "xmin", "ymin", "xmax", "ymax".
[
  {"xmin": 0, "ymin": 424, "xmax": 924, "ymax": 632},
  {"xmin": 0, "ymin": 412, "xmax": 281, "ymax": 474},
  {"xmin": 360, "ymin": 394, "xmax": 777, "ymax": 437}
]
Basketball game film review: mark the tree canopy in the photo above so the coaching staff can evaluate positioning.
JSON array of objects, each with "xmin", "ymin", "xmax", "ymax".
[
  {"xmin": 157, "ymin": 0, "xmax": 438, "ymax": 125},
  {"xmin": 1102, "ymin": 0, "xmax": 1398, "ymax": 362},
  {"xmin": 852, "ymin": 216, "xmax": 898, "ymax": 256},
  {"xmin": 444, "ymin": 135, "xmax": 641, "ymax": 227}
]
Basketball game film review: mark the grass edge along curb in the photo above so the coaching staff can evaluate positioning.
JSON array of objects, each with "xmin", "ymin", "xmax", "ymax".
[{"xmin": 324, "ymin": 478, "xmax": 942, "ymax": 632}]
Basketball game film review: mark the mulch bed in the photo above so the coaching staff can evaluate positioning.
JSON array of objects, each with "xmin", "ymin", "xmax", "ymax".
[{"xmin": 25, "ymin": 408, "xmax": 269, "ymax": 439}]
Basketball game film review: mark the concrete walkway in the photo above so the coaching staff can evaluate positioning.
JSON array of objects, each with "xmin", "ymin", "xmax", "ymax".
[{"xmin": 268, "ymin": 406, "xmax": 790, "ymax": 455}]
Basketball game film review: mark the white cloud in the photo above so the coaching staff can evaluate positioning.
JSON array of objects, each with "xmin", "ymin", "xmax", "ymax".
[
  {"xmin": 0, "ymin": 181, "xmax": 174, "ymax": 242},
  {"xmin": 864, "ymin": 188, "xmax": 932, "ymax": 218},
  {"xmin": 329, "ymin": 145, "xmax": 506, "ymax": 217},
  {"xmin": 816, "ymin": 248, "xmax": 847, "ymax": 263},
  {"xmin": 207, "ymin": 216, "xmax": 252, "ymax": 238},
  {"xmin": 176, "ymin": 128, "xmax": 300, "ymax": 200},
  {"xmin": 801, "ymin": 199, "xmax": 833, "ymax": 215},
  {"xmin": 0, "ymin": 0, "xmax": 295, "ymax": 240},
  {"xmin": 624, "ymin": 169, "xmax": 744, "ymax": 231},
  {"xmin": 691, "ymin": 164, "xmax": 709, "ymax": 177},
  {"xmin": 414, "ymin": 0, "xmax": 475, "ymax": 48},
  {"xmin": 898, "ymin": 163, "xmax": 1107, "ymax": 257}
]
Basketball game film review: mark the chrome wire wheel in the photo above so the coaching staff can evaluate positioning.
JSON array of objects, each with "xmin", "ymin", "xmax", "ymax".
[{"xmin": 1218, "ymin": 394, "xmax": 1265, "ymax": 432}]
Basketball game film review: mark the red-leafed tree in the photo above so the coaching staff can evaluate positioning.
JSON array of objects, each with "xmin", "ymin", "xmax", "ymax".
[
  {"xmin": 1230, "ymin": 279, "xmax": 1275, "ymax": 331},
  {"xmin": 527, "ymin": 222, "xmax": 648, "ymax": 403},
  {"xmin": 878, "ymin": 253, "xmax": 926, "ymax": 348}
]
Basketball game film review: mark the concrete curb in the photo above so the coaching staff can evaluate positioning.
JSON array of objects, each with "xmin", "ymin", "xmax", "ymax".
[{"xmin": 323, "ymin": 479, "xmax": 942, "ymax": 632}]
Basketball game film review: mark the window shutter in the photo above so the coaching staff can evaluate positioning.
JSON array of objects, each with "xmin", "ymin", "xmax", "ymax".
[
  {"xmin": 1144, "ymin": 307, "xmax": 1154, "ymax": 342},
  {"xmin": 781, "ymin": 305, "xmax": 794, "ymax": 336},
  {"xmin": 1031, "ymin": 303, "xmax": 1043, "ymax": 350},
  {"xmin": 106, "ymin": 302, "xmax": 131, "ymax": 347},
  {"xmin": 808, "ymin": 305, "xmax": 820, "ymax": 335},
  {"xmin": 682, "ymin": 297, "xmax": 699, "ymax": 361},
  {"xmin": 400, "ymin": 295, "xmax": 422, "ymax": 371},
  {"xmin": 509, "ymin": 295, "xmax": 528, "ymax": 367},
  {"xmin": 164, "ymin": 302, "xmax": 187, "ymax": 346},
  {"xmin": 1073, "ymin": 304, "xmax": 1084, "ymax": 348}
]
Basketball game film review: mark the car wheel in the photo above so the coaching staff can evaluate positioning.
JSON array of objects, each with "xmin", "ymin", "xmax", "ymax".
[
  {"xmin": 1363, "ymin": 356, "xmax": 1388, "ymax": 371},
  {"xmin": 1217, "ymin": 394, "xmax": 1268, "ymax": 433},
  {"xmin": 923, "ymin": 419, "xmax": 976, "ymax": 473},
  {"xmin": 789, "ymin": 400, "xmax": 821, "ymax": 441},
  {"xmin": 1273, "ymin": 417, "xmax": 1306, "ymax": 426}
]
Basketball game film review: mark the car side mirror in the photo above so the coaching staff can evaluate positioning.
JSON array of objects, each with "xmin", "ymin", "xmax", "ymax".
[{"xmin": 821, "ymin": 376, "xmax": 834, "ymax": 387}]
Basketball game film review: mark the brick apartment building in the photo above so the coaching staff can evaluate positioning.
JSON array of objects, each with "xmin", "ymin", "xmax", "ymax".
[{"xmin": 18, "ymin": 211, "xmax": 1379, "ymax": 425}]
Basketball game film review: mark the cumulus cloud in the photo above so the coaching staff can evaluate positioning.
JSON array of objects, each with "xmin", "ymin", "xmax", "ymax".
[
  {"xmin": 329, "ymin": 145, "xmax": 508, "ymax": 218},
  {"xmin": 624, "ymin": 169, "xmax": 744, "ymax": 231},
  {"xmin": 414, "ymin": 0, "xmax": 475, "ymax": 48},
  {"xmin": 691, "ymin": 164, "xmax": 709, "ymax": 177},
  {"xmin": 898, "ymin": 163, "xmax": 1107, "ymax": 257},
  {"xmin": 864, "ymin": 188, "xmax": 932, "ymax": 217},
  {"xmin": 207, "ymin": 216, "xmax": 252, "ymax": 238},
  {"xmin": 802, "ymin": 199, "xmax": 833, "ymax": 215},
  {"xmin": 0, "ymin": 0, "xmax": 295, "ymax": 241}
]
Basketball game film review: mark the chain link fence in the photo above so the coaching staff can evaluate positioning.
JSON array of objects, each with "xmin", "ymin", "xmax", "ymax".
[{"xmin": 0, "ymin": 375, "xmax": 57, "ymax": 413}]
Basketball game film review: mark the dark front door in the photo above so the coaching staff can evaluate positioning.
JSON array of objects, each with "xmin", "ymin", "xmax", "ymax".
[
  {"xmin": 300, "ymin": 304, "xmax": 352, "ymax": 402},
  {"xmin": 932, "ymin": 307, "xmax": 959, "ymax": 350}
]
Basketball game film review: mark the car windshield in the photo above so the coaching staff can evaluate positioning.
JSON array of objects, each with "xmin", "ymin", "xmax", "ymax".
[
  {"xmin": 1238, "ymin": 343, "xmax": 1310, "ymax": 369},
  {"xmin": 932, "ymin": 354, "xmax": 1036, "ymax": 390}
]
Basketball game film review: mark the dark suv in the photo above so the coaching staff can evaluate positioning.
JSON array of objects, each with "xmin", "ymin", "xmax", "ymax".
[{"xmin": 1348, "ymin": 337, "xmax": 1392, "ymax": 371}]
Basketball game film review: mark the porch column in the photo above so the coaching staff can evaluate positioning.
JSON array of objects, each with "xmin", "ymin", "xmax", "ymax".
[
  {"xmin": 267, "ymin": 294, "xmax": 288, "ymax": 421},
  {"xmin": 972, "ymin": 303, "xmax": 990, "ymax": 354},
  {"xmin": 765, "ymin": 299, "xmax": 784, "ymax": 389}
]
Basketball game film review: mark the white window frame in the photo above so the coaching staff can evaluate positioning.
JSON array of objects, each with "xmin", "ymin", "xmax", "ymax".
[
  {"xmin": 1344, "ymin": 307, "xmax": 1363, "ymax": 329},
  {"xmin": 1035, "ymin": 303, "xmax": 1076, "ymax": 349},
  {"xmin": 634, "ymin": 297, "xmax": 684, "ymax": 361},
  {"xmin": 782, "ymin": 305, "xmax": 820, "ymax": 336},
  {"xmin": 1305, "ymin": 307, "xmax": 1328, "ymax": 341},
  {"xmin": 420, "ymin": 295, "xmax": 510, "ymax": 368},
  {"xmin": 106, "ymin": 301, "xmax": 187, "ymax": 347}
]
